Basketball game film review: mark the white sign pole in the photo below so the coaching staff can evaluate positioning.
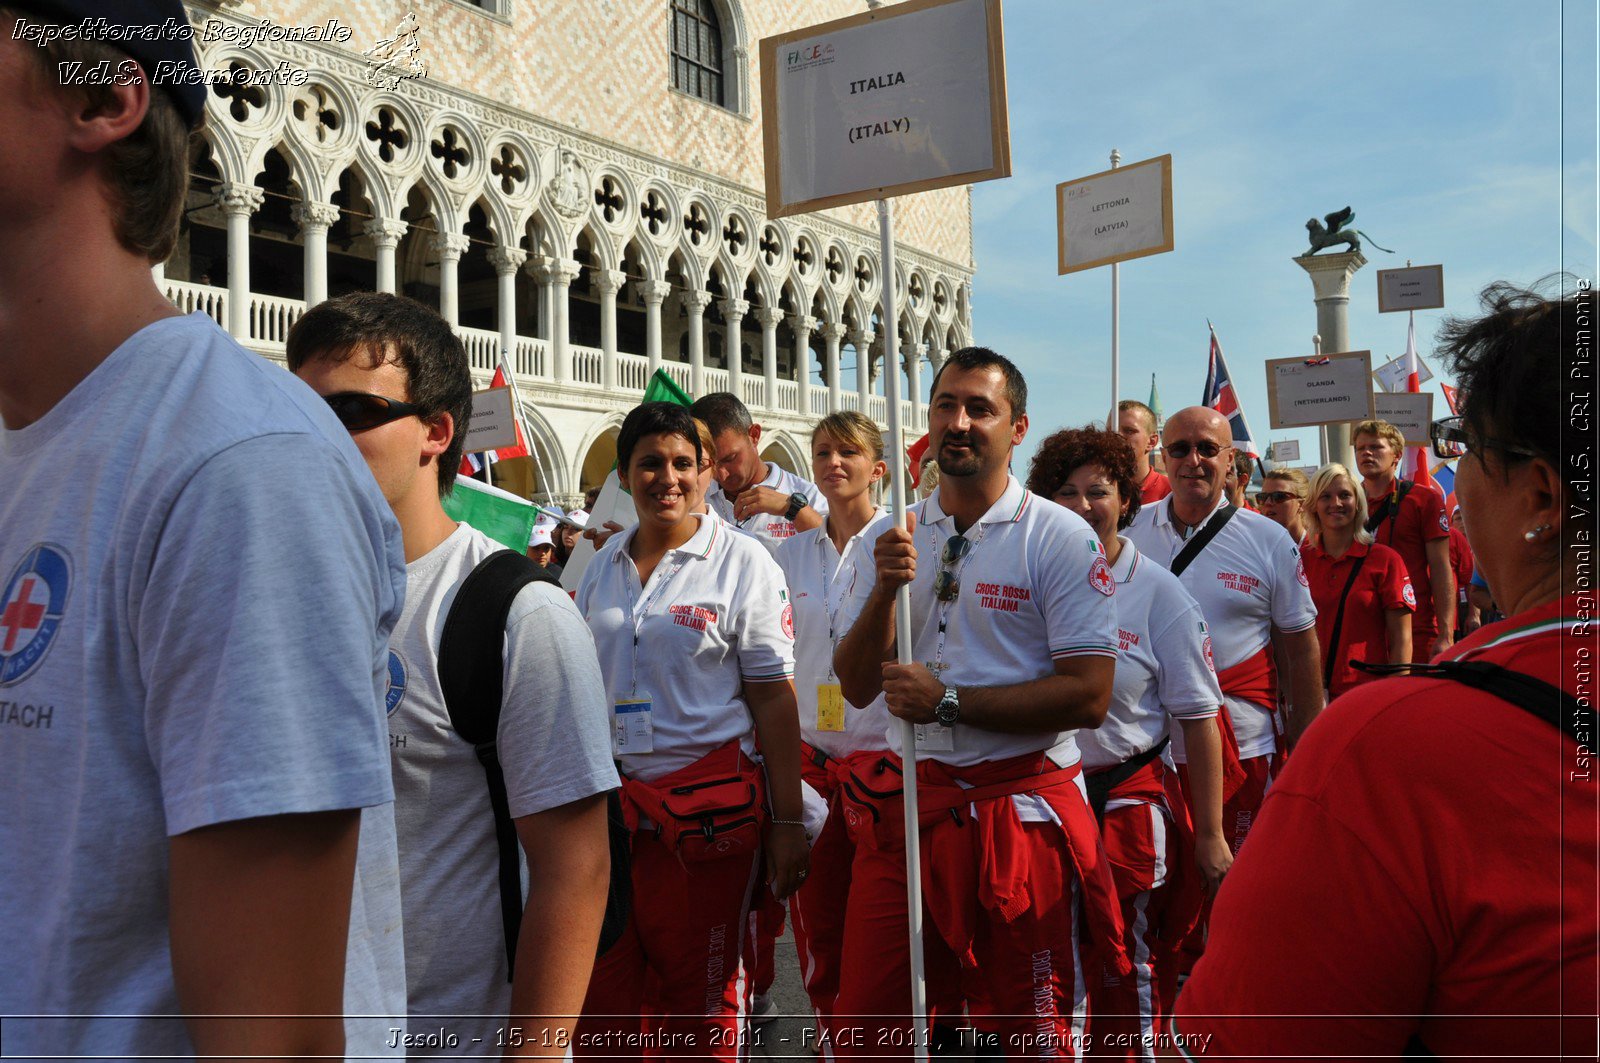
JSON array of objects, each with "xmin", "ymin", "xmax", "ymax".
[
  {"xmin": 877, "ymin": 196, "xmax": 930, "ymax": 1062},
  {"xmin": 1314, "ymin": 335, "xmax": 1328, "ymax": 466},
  {"xmin": 1108, "ymin": 148, "xmax": 1121, "ymax": 428}
]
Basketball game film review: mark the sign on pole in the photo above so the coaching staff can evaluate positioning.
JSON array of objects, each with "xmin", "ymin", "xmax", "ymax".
[
  {"xmin": 1372, "ymin": 350, "xmax": 1435, "ymax": 393},
  {"xmin": 1056, "ymin": 153, "xmax": 1174, "ymax": 274},
  {"xmin": 1376, "ymin": 264, "xmax": 1446, "ymax": 313},
  {"xmin": 1373, "ymin": 391, "xmax": 1434, "ymax": 447},
  {"xmin": 463, "ymin": 385, "xmax": 519, "ymax": 453},
  {"xmin": 1270, "ymin": 439, "xmax": 1302, "ymax": 464},
  {"xmin": 760, "ymin": 0, "xmax": 1010, "ymax": 217},
  {"xmin": 1266, "ymin": 351, "xmax": 1376, "ymax": 429}
]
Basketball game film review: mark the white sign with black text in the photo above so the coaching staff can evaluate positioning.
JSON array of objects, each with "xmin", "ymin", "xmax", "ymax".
[
  {"xmin": 1056, "ymin": 154, "xmax": 1174, "ymax": 274},
  {"xmin": 463, "ymin": 385, "xmax": 519, "ymax": 453}
]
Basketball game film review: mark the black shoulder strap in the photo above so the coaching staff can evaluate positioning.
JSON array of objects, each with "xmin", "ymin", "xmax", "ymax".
[
  {"xmin": 1321, "ymin": 551, "xmax": 1370, "ymax": 692},
  {"xmin": 1170, "ymin": 503, "xmax": 1237, "ymax": 578},
  {"xmin": 1364, "ymin": 479, "xmax": 1412, "ymax": 537},
  {"xmin": 438, "ymin": 550, "xmax": 555, "ymax": 979},
  {"xmin": 1351, "ymin": 659, "xmax": 1580, "ymax": 742}
]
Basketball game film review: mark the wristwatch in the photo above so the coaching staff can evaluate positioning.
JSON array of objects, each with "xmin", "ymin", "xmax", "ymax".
[
  {"xmin": 784, "ymin": 491, "xmax": 808, "ymax": 521},
  {"xmin": 934, "ymin": 686, "xmax": 960, "ymax": 727}
]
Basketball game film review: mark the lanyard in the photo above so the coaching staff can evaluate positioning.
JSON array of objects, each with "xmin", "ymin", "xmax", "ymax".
[
  {"xmin": 931, "ymin": 519, "xmax": 989, "ymax": 671},
  {"xmin": 622, "ymin": 550, "xmax": 688, "ymax": 696}
]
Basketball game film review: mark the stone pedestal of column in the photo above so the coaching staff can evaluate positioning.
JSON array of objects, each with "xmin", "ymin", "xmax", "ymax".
[{"xmin": 1294, "ymin": 250, "xmax": 1368, "ymax": 470}]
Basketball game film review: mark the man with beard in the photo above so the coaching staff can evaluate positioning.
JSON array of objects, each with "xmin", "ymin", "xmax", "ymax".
[{"xmin": 830, "ymin": 347, "xmax": 1128, "ymax": 1057}]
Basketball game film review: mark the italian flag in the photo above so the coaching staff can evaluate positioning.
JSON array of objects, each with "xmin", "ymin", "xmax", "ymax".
[{"xmin": 443, "ymin": 474, "xmax": 540, "ymax": 553}]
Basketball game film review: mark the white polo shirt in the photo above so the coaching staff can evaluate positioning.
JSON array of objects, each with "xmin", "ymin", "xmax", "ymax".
[
  {"xmin": 840, "ymin": 477, "xmax": 1119, "ymax": 769},
  {"xmin": 1078, "ymin": 538, "xmax": 1222, "ymax": 770},
  {"xmin": 576, "ymin": 513, "xmax": 795, "ymax": 782},
  {"xmin": 1125, "ymin": 496, "xmax": 1316, "ymax": 759},
  {"xmin": 775, "ymin": 507, "xmax": 894, "ymax": 759},
  {"xmin": 707, "ymin": 461, "xmax": 827, "ymax": 556}
]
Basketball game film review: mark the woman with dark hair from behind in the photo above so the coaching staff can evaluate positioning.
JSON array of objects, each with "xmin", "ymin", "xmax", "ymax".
[
  {"xmin": 1027, "ymin": 426, "xmax": 1232, "ymax": 1058},
  {"xmin": 1170, "ymin": 281, "xmax": 1598, "ymax": 1058}
]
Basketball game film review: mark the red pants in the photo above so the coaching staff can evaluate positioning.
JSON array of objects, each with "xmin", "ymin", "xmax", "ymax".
[
  {"xmin": 830, "ymin": 754, "xmax": 1117, "ymax": 1061},
  {"xmin": 747, "ymin": 894, "xmax": 784, "ymax": 1000},
  {"xmin": 1175, "ymin": 752, "xmax": 1275, "ymax": 978},
  {"xmin": 575, "ymin": 829, "xmax": 761, "ymax": 1062},
  {"xmin": 1086, "ymin": 773, "xmax": 1182, "ymax": 1062}
]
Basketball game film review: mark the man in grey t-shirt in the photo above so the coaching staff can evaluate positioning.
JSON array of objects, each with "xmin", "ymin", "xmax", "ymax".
[{"xmin": 292, "ymin": 292, "xmax": 618, "ymax": 1056}]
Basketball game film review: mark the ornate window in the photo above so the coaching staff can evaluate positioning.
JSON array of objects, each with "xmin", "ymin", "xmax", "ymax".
[{"xmin": 671, "ymin": 0, "xmax": 725, "ymax": 107}]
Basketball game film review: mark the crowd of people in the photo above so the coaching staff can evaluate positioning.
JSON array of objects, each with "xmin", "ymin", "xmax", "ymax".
[{"xmin": 1, "ymin": 4, "xmax": 1593, "ymax": 1062}]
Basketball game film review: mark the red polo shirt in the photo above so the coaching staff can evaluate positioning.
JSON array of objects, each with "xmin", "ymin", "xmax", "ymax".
[
  {"xmin": 1138, "ymin": 469, "xmax": 1171, "ymax": 505},
  {"xmin": 1300, "ymin": 537, "xmax": 1414, "ymax": 696},
  {"xmin": 1364, "ymin": 477, "xmax": 1449, "ymax": 640},
  {"xmin": 1173, "ymin": 593, "xmax": 1599, "ymax": 1060},
  {"xmin": 1449, "ymin": 527, "xmax": 1474, "ymax": 611}
]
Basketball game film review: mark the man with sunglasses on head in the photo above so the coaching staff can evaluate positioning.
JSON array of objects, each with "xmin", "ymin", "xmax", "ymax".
[
  {"xmin": 1125, "ymin": 407, "xmax": 1321, "ymax": 971},
  {"xmin": 0, "ymin": 4, "xmax": 408, "ymax": 1058},
  {"xmin": 832, "ymin": 347, "xmax": 1128, "ymax": 1057},
  {"xmin": 289, "ymin": 292, "xmax": 617, "ymax": 1058},
  {"xmin": 1352, "ymin": 418, "xmax": 1454, "ymax": 662}
]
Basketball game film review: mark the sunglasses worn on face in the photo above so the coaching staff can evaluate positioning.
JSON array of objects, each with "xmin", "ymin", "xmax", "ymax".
[
  {"xmin": 1258, "ymin": 491, "xmax": 1301, "ymax": 505},
  {"xmin": 323, "ymin": 392, "xmax": 427, "ymax": 433},
  {"xmin": 936, "ymin": 534, "xmax": 970, "ymax": 602},
  {"xmin": 1165, "ymin": 440, "xmax": 1225, "ymax": 460},
  {"xmin": 1429, "ymin": 416, "xmax": 1540, "ymax": 461}
]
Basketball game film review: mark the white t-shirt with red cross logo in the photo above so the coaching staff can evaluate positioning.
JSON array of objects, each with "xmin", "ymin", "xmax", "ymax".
[{"xmin": 706, "ymin": 462, "xmax": 827, "ymax": 557}]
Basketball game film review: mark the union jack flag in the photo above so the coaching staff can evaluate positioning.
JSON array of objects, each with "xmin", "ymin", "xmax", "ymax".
[{"xmin": 1202, "ymin": 323, "xmax": 1260, "ymax": 459}]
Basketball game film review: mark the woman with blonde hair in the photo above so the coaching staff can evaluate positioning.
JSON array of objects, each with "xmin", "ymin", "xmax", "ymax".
[{"xmin": 1299, "ymin": 463, "xmax": 1414, "ymax": 698}]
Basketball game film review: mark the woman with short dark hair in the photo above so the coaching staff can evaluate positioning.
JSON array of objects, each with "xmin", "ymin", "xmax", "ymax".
[{"xmin": 1175, "ymin": 282, "xmax": 1598, "ymax": 1057}]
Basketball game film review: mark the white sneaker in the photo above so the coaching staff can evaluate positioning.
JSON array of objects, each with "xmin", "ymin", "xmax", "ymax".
[{"xmin": 750, "ymin": 992, "xmax": 779, "ymax": 1026}]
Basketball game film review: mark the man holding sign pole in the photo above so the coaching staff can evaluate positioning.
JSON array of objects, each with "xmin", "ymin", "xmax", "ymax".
[{"xmin": 835, "ymin": 348, "xmax": 1128, "ymax": 1058}]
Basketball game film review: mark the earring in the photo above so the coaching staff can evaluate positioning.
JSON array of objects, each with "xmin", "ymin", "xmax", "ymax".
[{"xmin": 1524, "ymin": 524, "xmax": 1552, "ymax": 542}]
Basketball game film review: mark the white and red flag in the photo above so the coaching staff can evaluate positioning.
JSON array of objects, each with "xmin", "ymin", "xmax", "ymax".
[
  {"xmin": 1202, "ymin": 322, "xmax": 1260, "ymax": 459},
  {"xmin": 458, "ymin": 356, "xmax": 532, "ymax": 476},
  {"xmin": 1402, "ymin": 315, "xmax": 1437, "ymax": 492}
]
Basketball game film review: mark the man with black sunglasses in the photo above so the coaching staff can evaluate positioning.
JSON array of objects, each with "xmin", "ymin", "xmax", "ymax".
[
  {"xmin": 1125, "ymin": 406, "xmax": 1322, "ymax": 975},
  {"xmin": 0, "ymin": 4, "xmax": 408, "ymax": 1058},
  {"xmin": 832, "ymin": 347, "xmax": 1126, "ymax": 1057},
  {"xmin": 289, "ymin": 292, "xmax": 617, "ymax": 1057}
]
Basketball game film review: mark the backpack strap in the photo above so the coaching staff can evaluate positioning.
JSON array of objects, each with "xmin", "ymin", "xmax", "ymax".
[
  {"xmin": 1364, "ymin": 479, "xmax": 1412, "ymax": 538},
  {"xmin": 1351, "ymin": 658, "xmax": 1580, "ymax": 742},
  {"xmin": 1170, "ymin": 503, "xmax": 1237, "ymax": 578},
  {"xmin": 1321, "ymin": 551, "xmax": 1370, "ymax": 692},
  {"xmin": 438, "ymin": 550, "xmax": 555, "ymax": 979}
]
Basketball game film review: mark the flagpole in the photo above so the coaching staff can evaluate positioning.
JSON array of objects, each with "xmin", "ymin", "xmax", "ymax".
[
  {"xmin": 1108, "ymin": 148, "xmax": 1121, "ymax": 429},
  {"xmin": 498, "ymin": 348, "xmax": 558, "ymax": 508},
  {"xmin": 877, "ymin": 195, "xmax": 929, "ymax": 1063},
  {"xmin": 1315, "ymin": 334, "xmax": 1328, "ymax": 465}
]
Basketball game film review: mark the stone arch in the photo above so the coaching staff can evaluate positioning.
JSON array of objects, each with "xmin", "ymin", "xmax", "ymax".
[
  {"xmin": 759, "ymin": 430, "xmax": 807, "ymax": 476},
  {"xmin": 576, "ymin": 412, "xmax": 627, "ymax": 494},
  {"xmin": 517, "ymin": 400, "xmax": 571, "ymax": 497}
]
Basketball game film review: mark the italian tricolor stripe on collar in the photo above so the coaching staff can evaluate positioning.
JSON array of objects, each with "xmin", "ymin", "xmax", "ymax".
[{"xmin": 1472, "ymin": 616, "xmax": 1587, "ymax": 654}]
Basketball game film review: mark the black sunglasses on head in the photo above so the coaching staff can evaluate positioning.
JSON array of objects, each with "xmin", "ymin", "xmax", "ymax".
[
  {"xmin": 1165, "ymin": 439, "xmax": 1226, "ymax": 460},
  {"xmin": 1429, "ymin": 416, "xmax": 1540, "ymax": 461},
  {"xmin": 322, "ymin": 392, "xmax": 427, "ymax": 433}
]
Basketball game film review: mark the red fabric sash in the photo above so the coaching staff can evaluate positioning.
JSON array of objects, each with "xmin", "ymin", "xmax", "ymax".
[
  {"xmin": 1216, "ymin": 646, "xmax": 1275, "ymax": 706},
  {"xmin": 799, "ymin": 741, "xmax": 882, "ymax": 800},
  {"xmin": 841, "ymin": 751, "xmax": 1132, "ymax": 979},
  {"xmin": 1103, "ymin": 760, "xmax": 1204, "ymax": 954}
]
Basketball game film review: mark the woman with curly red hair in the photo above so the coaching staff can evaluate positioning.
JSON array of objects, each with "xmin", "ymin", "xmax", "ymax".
[{"xmin": 1027, "ymin": 426, "xmax": 1231, "ymax": 1060}]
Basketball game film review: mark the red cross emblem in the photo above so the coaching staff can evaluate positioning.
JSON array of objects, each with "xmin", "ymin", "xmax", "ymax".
[{"xmin": 1, "ymin": 577, "xmax": 48, "ymax": 653}]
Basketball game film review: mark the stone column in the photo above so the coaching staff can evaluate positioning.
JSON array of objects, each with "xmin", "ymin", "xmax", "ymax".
[
  {"xmin": 638, "ymin": 280, "xmax": 672, "ymax": 380},
  {"xmin": 822, "ymin": 322, "xmax": 846, "ymax": 413},
  {"xmin": 595, "ymin": 269, "xmax": 627, "ymax": 391},
  {"xmin": 292, "ymin": 201, "xmax": 339, "ymax": 309},
  {"xmin": 683, "ymin": 290, "xmax": 713, "ymax": 398},
  {"xmin": 215, "ymin": 182, "xmax": 263, "ymax": 339},
  {"xmin": 432, "ymin": 232, "xmax": 471, "ymax": 327},
  {"xmin": 790, "ymin": 314, "xmax": 817, "ymax": 419},
  {"xmin": 908, "ymin": 342, "xmax": 928, "ymax": 429},
  {"xmin": 756, "ymin": 306, "xmax": 782, "ymax": 413},
  {"xmin": 850, "ymin": 329, "xmax": 875, "ymax": 410},
  {"xmin": 488, "ymin": 245, "xmax": 528, "ymax": 368},
  {"xmin": 364, "ymin": 217, "xmax": 408, "ymax": 295},
  {"xmin": 547, "ymin": 256, "xmax": 581, "ymax": 385},
  {"xmin": 1294, "ymin": 250, "xmax": 1368, "ymax": 469},
  {"xmin": 720, "ymin": 297, "xmax": 749, "ymax": 399}
]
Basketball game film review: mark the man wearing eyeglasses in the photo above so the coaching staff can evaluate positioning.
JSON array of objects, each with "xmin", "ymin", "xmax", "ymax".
[
  {"xmin": 0, "ymin": 5, "xmax": 410, "ymax": 1058},
  {"xmin": 1353, "ymin": 418, "xmax": 1454, "ymax": 662},
  {"xmin": 289, "ymin": 292, "xmax": 617, "ymax": 1058},
  {"xmin": 1125, "ymin": 406, "xmax": 1321, "ymax": 876},
  {"xmin": 832, "ymin": 347, "xmax": 1127, "ymax": 1058}
]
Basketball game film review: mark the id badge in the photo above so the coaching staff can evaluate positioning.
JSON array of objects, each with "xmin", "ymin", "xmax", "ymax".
[
  {"xmin": 614, "ymin": 697, "xmax": 654, "ymax": 755},
  {"xmin": 816, "ymin": 680, "xmax": 846, "ymax": 733},
  {"xmin": 914, "ymin": 723, "xmax": 954, "ymax": 752}
]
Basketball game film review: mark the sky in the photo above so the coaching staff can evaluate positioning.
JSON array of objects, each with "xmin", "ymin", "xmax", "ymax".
[{"xmin": 963, "ymin": 0, "xmax": 1597, "ymax": 482}]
